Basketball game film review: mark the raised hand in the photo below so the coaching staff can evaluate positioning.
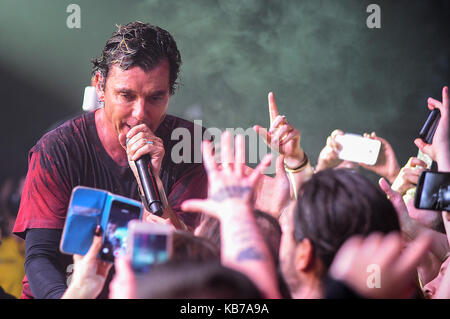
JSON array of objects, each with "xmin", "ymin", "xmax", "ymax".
[
  {"xmin": 391, "ymin": 157, "xmax": 427, "ymax": 196},
  {"xmin": 414, "ymin": 86, "xmax": 449, "ymax": 170},
  {"xmin": 329, "ymin": 231, "xmax": 432, "ymax": 299},
  {"xmin": 359, "ymin": 132, "xmax": 400, "ymax": 183},
  {"xmin": 181, "ymin": 131, "xmax": 281, "ymax": 298},
  {"xmin": 62, "ymin": 226, "xmax": 112, "ymax": 299},
  {"xmin": 253, "ymin": 92, "xmax": 304, "ymax": 168},
  {"xmin": 379, "ymin": 178, "xmax": 449, "ymax": 261},
  {"xmin": 182, "ymin": 131, "xmax": 272, "ymax": 217},
  {"xmin": 252, "ymin": 155, "xmax": 291, "ymax": 219}
]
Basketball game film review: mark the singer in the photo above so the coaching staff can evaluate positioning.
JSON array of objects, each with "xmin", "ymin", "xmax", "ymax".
[{"xmin": 12, "ymin": 22, "xmax": 208, "ymax": 299}]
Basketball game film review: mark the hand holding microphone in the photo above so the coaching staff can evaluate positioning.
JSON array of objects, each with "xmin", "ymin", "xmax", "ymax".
[{"xmin": 120, "ymin": 124, "xmax": 166, "ymax": 216}]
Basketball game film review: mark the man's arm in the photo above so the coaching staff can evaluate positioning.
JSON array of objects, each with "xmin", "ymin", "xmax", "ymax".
[
  {"xmin": 25, "ymin": 229, "xmax": 68, "ymax": 299},
  {"xmin": 13, "ymin": 140, "xmax": 73, "ymax": 299},
  {"xmin": 182, "ymin": 133, "xmax": 281, "ymax": 298}
]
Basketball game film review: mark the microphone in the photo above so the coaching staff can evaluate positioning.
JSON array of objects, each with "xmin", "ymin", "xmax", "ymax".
[{"xmin": 134, "ymin": 154, "xmax": 164, "ymax": 217}]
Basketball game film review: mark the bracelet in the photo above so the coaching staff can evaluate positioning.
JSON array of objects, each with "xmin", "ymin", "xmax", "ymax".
[{"xmin": 284, "ymin": 153, "xmax": 309, "ymax": 173}]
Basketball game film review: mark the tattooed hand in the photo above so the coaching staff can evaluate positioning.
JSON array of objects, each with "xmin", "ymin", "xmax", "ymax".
[
  {"xmin": 182, "ymin": 131, "xmax": 272, "ymax": 217},
  {"xmin": 182, "ymin": 131, "xmax": 281, "ymax": 298}
]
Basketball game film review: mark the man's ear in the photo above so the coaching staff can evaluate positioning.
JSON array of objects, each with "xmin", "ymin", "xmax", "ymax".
[
  {"xmin": 92, "ymin": 72, "xmax": 105, "ymax": 101},
  {"xmin": 294, "ymin": 238, "xmax": 314, "ymax": 272}
]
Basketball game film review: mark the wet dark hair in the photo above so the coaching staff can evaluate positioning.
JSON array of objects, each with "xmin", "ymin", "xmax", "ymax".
[
  {"xmin": 92, "ymin": 21, "xmax": 181, "ymax": 95},
  {"xmin": 294, "ymin": 169, "xmax": 400, "ymax": 269}
]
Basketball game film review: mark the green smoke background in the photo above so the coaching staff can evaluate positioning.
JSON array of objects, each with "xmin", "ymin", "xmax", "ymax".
[{"xmin": 0, "ymin": 0, "xmax": 448, "ymax": 181}]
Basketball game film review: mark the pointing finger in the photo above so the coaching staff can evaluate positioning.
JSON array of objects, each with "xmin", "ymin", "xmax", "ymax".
[{"xmin": 268, "ymin": 92, "xmax": 280, "ymax": 125}]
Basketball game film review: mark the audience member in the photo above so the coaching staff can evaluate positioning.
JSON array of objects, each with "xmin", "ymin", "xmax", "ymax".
[
  {"xmin": 279, "ymin": 169, "xmax": 401, "ymax": 298},
  {"xmin": 0, "ymin": 176, "xmax": 25, "ymax": 299}
]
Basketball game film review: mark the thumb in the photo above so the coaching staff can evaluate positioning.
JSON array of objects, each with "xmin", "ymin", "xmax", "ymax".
[{"xmin": 85, "ymin": 225, "xmax": 103, "ymax": 260}]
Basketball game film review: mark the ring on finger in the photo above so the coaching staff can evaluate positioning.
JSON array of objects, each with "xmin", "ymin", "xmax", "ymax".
[
  {"xmin": 270, "ymin": 115, "xmax": 287, "ymax": 134},
  {"xmin": 276, "ymin": 115, "xmax": 287, "ymax": 129}
]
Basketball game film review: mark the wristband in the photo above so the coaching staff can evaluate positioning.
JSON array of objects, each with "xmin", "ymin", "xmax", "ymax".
[{"xmin": 284, "ymin": 153, "xmax": 309, "ymax": 173}]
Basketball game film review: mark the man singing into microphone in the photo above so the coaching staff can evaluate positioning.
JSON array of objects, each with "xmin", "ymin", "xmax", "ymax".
[{"xmin": 13, "ymin": 21, "xmax": 207, "ymax": 298}]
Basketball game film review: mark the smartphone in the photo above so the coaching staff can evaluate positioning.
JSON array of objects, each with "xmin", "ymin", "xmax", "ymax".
[
  {"xmin": 99, "ymin": 200, "xmax": 142, "ymax": 262},
  {"xmin": 127, "ymin": 221, "xmax": 173, "ymax": 273},
  {"xmin": 418, "ymin": 109, "xmax": 441, "ymax": 144},
  {"xmin": 415, "ymin": 171, "xmax": 450, "ymax": 211},
  {"xmin": 60, "ymin": 187, "xmax": 107, "ymax": 256},
  {"xmin": 335, "ymin": 134, "xmax": 381, "ymax": 166}
]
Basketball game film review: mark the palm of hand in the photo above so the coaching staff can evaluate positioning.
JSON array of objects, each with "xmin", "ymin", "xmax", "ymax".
[{"xmin": 253, "ymin": 157, "xmax": 291, "ymax": 216}]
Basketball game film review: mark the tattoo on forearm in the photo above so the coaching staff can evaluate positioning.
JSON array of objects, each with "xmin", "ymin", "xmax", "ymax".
[
  {"xmin": 211, "ymin": 186, "xmax": 252, "ymax": 202},
  {"xmin": 236, "ymin": 247, "xmax": 266, "ymax": 262}
]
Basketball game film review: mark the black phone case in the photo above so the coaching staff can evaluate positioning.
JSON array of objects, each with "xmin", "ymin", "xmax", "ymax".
[{"xmin": 418, "ymin": 109, "xmax": 441, "ymax": 144}]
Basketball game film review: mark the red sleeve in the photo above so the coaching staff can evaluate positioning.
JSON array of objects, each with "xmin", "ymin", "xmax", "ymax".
[
  {"xmin": 167, "ymin": 164, "xmax": 207, "ymax": 231},
  {"xmin": 13, "ymin": 145, "xmax": 71, "ymax": 240}
]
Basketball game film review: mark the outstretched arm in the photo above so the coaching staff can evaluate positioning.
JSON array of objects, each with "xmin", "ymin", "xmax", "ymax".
[{"xmin": 182, "ymin": 132, "xmax": 281, "ymax": 298}]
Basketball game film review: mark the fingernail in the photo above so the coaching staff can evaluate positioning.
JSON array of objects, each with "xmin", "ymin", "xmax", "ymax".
[{"xmin": 94, "ymin": 225, "xmax": 102, "ymax": 236}]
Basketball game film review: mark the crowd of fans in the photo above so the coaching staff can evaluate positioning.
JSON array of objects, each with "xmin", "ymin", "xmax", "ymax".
[{"xmin": 1, "ymin": 85, "xmax": 448, "ymax": 300}]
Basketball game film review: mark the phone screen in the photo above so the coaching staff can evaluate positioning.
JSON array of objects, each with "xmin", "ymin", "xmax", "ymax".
[
  {"xmin": 100, "ymin": 200, "xmax": 141, "ymax": 262},
  {"xmin": 415, "ymin": 171, "xmax": 450, "ymax": 211},
  {"xmin": 131, "ymin": 232, "xmax": 170, "ymax": 273}
]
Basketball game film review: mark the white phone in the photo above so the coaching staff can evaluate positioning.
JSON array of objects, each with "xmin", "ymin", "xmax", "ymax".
[
  {"xmin": 127, "ymin": 221, "xmax": 173, "ymax": 273},
  {"xmin": 335, "ymin": 134, "xmax": 381, "ymax": 166}
]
